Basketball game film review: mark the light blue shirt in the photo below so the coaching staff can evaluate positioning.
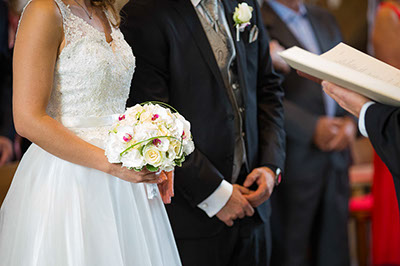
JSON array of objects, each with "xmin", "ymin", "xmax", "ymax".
[{"xmin": 268, "ymin": 0, "xmax": 337, "ymax": 116}]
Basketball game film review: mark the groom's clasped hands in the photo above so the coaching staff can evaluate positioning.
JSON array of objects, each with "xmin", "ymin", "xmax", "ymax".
[{"xmin": 216, "ymin": 167, "xmax": 276, "ymax": 226}]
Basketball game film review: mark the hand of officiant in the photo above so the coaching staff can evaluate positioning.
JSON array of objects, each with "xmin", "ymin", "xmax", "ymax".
[
  {"xmin": 322, "ymin": 81, "xmax": 370, "ymax": 118},
  {"xmin": 242, "ymin": 167, "xmax": 275, "ymax": 208},
  {"xmin": 216, "ymin": 184, "xmax": 255, "ymax": 227}
]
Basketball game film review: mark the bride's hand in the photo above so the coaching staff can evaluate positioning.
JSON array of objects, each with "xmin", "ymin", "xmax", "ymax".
[
  {"xmin": 109, "ymin": 164, "xmax": 163, "ymax": 184},
  {"xmin": 158, "ymin": 171, "xmax": 174, "ymax": 204}
]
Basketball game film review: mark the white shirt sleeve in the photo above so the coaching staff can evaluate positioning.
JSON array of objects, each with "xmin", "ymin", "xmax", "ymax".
[
  {"xmin": 197, "ymin": 180, "xmax": 233, "ymax": 218},
  {"xmin": 358, "ymin": 101, "xmax": 375, "ymax": 137}
]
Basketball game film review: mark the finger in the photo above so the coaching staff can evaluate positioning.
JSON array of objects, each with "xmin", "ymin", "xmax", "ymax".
[
  {"xmin": 243, "ymin": 170, "xmax": 259, "ymax": 188},
  {"xmin": 297, "ymin": 71, "xmax": 322, "ymax": 83},
  {"xmin": 243, "ymin": 202, "xmax": 255, "ymax": 216},
  {"xmin": 225, "ymin": 219, "xmax": 234, "ymax": 227},
  {"xmin": 236, "ymin": 185, "xmax": 252, "ymax": 195},
  {"xmin": 159, "ymin": 171, "xmax": 168, "ymax": 183},
  {"xmin": 322, "ymin": 81, "xmax": 368, "ymax": 117},
  {"xmin": 237, "ymin": 210, "xmax": 245, "ymax": 219},
  {"xmin": 167, "ymin": 171, "xmax": 175, "ymax": 197},
  {"xmin": 328, "ymin": 129, "xmax": 347, "ymax": 151},
  {"xmin": 244, "ymin": 183, "xmax": 267, "ymax": 204}
]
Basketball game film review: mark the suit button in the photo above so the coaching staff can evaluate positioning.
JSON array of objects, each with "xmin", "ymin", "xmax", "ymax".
[
  {"xmin": 228, "ymin": 114, "xmax": 234, "ymax": 120},
  {"xmin": 241, "ymin": 132, "xmax": 245, "ymax": 137},
  {"xmin": 227, "ymin": 155, "xmax": 233, "ymax": 161}
]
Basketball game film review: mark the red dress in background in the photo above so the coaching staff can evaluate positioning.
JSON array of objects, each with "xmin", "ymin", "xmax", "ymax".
[
  {"xmin": 372, "ymin": 3, "xmax": 400, "ymax": 265},
  {"xmin": 372, "ymin": 153, "xmax": 400, "ymax": 265}
]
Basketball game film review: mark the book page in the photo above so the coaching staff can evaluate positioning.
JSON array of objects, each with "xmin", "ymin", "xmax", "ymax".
[
  {"xmin": 278, "ymin": 44, "xmax": 400, "ymax": 106},
  {"xmin": 321, "ymin": 43, "xmax": 400, "ymax": 87}
]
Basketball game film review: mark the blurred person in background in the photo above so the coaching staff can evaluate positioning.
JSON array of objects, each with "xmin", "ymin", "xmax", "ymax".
[
  {"xmin": 0, "ymin": 0, "xmax": 14, "ymax": 166},
  {"xmin": 370, "ymin": 0, "xmax": 400, "ymax": 264},
  {"xmin": 261, "ymin": 0, "xmax": 357, "ymax": 265}
]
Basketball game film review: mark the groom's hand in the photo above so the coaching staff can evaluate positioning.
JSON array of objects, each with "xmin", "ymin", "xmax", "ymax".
[
  {"xmin": 216, "ymin": 184, "xmax": 254, "ymax": 227},
  {"xmin": 243, "ymin": 167, "xmax": 275, "ymax": 207}
]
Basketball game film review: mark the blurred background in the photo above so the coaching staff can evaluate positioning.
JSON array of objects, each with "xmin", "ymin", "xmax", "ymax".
[{"xmin": 1, "ymin": 0, "xmax": 398, "ymax": 265}]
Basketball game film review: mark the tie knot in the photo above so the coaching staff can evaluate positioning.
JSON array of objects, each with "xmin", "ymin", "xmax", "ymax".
[{"xmin": 201, "ymin": 0, "xmax": 219, "ymax": 23}]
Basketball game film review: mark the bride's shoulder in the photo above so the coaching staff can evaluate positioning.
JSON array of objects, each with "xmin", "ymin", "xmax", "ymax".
[
  {"xmin": 20, "ymin": 0, "xmax": 63, "ymax": 28},
  {"xmin": 17, "ymin": 0, "xmax": 63, "ymax": 39}
]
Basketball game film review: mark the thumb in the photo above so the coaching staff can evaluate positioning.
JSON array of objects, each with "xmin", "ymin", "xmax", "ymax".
[{"xmin": 243, "ymin": 170, "xmax": 258, "ymax": 188}]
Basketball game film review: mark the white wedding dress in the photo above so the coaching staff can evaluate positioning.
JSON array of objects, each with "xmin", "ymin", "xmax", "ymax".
[{"xmin": 0, "ymin": 1, "xmax": 181, "ymax": 265}]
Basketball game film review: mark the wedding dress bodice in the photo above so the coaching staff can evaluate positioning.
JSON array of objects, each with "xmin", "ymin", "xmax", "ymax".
[{"xmin": 44, "ymin": 0, "xmax": 135, "ymax": 129}]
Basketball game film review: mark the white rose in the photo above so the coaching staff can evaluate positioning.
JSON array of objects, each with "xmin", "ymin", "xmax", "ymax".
[
  {"xmin": 167, "ymin": 140, "xmax": 182, "ymax": 159},
  {"xmin": 183, "ymin": 140, "xmax": 195, "ymax": 155},
  {"xmin": 121, "ymin": 148, "xmax": 145, "ymax": 169},
  {"xmin": 133, "ymin": 123, "xmax": 158, "ymax": 141},
  {"xmin": 139, "ymin": 110, "xmax": 152, "ymax": 123},
  {"xmin": 143, "ymin": 145, "xmax": 165, "ymax": 167},
  {"xmin": 234, "ymin": 3, "xmax": 253, "ymax": 24},
  {"xmin": 156, "ymin": 138, "xmax": 170, "ymax": 152},
  {"xmin": 105, "ymin": 134, "xmax": 125, "ymax": 163}
]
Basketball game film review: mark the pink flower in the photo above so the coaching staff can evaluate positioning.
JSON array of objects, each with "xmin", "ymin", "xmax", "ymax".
[
  {"xmin": 123, "ymin": 133, "xmax": 132, "ymax": 142},
  {"xmin": 119, "ymin": 115, "xmax": 125, "ymax": 121},
  {"xmin": 152, "ymin": 114, "xmax": 159, "ymax": 121},
  {"xmin": 153, "ymin": 138, "xmax": 162, "ymax": 146}
]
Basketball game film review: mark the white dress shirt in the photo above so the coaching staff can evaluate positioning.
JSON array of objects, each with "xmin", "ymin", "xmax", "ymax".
[
  {"xmin": 358, "ymin": 101, "xmax": 375, "ymax": 137},
  {"xmin": 191, "ymin": 0, "xmax": 233, "ymax": 218}
]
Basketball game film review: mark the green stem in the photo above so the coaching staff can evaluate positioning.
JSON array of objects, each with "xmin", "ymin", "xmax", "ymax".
[
  {"xmin": 140, "ymin": 101, "xmax": 180, "ymax": 114},
  {"xmin": 120, "ymin": 135, "xmax": 182, "ymax": 156}
]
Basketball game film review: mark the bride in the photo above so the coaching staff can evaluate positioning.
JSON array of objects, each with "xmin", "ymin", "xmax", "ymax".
[{"xmin": 0, "ymin": 0, "xmax": 182, "ymax": 264}]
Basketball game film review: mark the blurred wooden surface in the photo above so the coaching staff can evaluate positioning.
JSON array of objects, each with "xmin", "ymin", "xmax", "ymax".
[{"xmin": 0, "ymin": 162, "xmax": 18, "ymax": 205}]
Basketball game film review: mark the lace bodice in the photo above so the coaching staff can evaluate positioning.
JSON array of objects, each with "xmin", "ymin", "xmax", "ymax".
[{"xmin": 45, "ymin": 0, "xmax": 135, "ymax": 121}]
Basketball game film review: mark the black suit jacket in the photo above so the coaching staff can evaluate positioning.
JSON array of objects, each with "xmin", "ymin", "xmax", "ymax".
[
  {"xmin": 262, "ymin": 3, "xmax": 351, "ymax": 179},
  {"xmin": 365, "ymin": 104, "xmax": 400, "ymax": 210},
  {"xmin": 121, "ymin": 0, "xmax": 285, "ymax": 238}
]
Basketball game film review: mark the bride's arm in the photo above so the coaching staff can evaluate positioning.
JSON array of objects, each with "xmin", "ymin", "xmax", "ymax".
[{"xmin": 13, "ymin": 0, "xmax": 159, "ymax": 183}]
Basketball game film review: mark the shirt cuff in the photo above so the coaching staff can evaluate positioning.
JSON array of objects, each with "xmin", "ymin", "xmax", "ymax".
[
  {"xmin": 197, "ymin": 180, "xmax": 233, "ymax": 218},
  {"xmin": 358, "ymin": 101, "xmax": 375, "ymax": 137}
]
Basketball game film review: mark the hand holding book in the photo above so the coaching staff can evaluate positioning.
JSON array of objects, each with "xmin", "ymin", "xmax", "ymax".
[{"xmin": 279, "ymin": 43, "xmax": 400, "ymax": 107}]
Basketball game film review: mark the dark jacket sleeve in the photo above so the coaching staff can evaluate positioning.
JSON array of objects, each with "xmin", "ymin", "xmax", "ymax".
[
  {"xmin": 253, "ymin": 0, "xmax": 286, "ymax": 170},
  {"xmin": 365, "ymin": 103, "xmax": 400, "ymax": 177},
  {"xmin": 122, "ymin": 2, "xmax": 225, "ymax": 206}
]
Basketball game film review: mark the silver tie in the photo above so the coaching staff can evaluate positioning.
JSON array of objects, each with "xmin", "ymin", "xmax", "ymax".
[{"xmin": 200, "ymin": 0, "xmax": 220, "ymax": 31}]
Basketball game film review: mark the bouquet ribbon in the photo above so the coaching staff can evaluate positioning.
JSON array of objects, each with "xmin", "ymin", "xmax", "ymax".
[{"xmin": 60, "ymin": 114, "xmax": 120, "ymax": 128}]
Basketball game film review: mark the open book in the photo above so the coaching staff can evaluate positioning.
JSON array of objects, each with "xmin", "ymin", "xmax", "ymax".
[{"xmin": 278, "ymin": 43, "xmax": 400, "ymax": 106}]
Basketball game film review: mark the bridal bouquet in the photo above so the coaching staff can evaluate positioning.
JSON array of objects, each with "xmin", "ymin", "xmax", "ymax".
[{"xmin": 105, "ymin": 102, "xmax": 195, "ymax": 172}]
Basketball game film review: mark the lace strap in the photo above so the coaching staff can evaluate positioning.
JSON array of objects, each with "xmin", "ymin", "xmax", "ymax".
[{"xmin": 53, "ymin": 0, "xmax": 70, "ymax": 20}]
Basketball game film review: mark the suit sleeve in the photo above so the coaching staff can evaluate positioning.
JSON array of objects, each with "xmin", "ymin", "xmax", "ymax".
[
  {"xmin": 365, "ymin": 103, "xmax": 400, "ymax": 177},
  {"xmin": 253, "ymin": 1, "xmax": 286, "ymax": 170},
  {"xmin": 122, "ymin": 3, "xmax": 227, "ymax": 207}
]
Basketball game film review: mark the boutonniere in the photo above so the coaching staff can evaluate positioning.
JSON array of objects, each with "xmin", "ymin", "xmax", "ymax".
[{"xmin": 233, "ymin": 3, "xmax": 253, "ymax": 42}]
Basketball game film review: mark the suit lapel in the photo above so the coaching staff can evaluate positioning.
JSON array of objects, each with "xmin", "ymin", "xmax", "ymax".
[
  {"xmin": 170, "ymin": 0, "xmax": 226, "ymax": 91},
  {"xmin": 261, "ymin": 2, "xmax": 303, "ymax": 50},
  {"xmin": 306, "ymin": 6, "xmax": 331, "ymax": 53},
  {"xmin": 222, "ymin": 0, "xmax": 248, "ymax": 104}
]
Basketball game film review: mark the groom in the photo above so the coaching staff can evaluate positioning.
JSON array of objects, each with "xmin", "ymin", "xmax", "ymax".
[{"xmin": 121, "ymin": 0, "xmax": 285, "ymax": 264}]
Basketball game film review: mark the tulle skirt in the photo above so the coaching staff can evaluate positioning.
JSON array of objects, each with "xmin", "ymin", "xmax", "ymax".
[{"xmin": 0, "ymin": 143, "xmax": 181, "ymax": 266}]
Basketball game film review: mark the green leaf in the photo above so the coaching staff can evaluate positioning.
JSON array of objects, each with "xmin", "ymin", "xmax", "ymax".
[{"xmin": 146, "ymin": 164, "xmax": 159, "ymax": 172}]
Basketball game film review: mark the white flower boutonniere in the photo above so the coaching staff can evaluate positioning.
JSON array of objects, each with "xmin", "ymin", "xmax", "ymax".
[{"xmin": 233, "ymin": 2, "xmax": 253, "ymax": 42}]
